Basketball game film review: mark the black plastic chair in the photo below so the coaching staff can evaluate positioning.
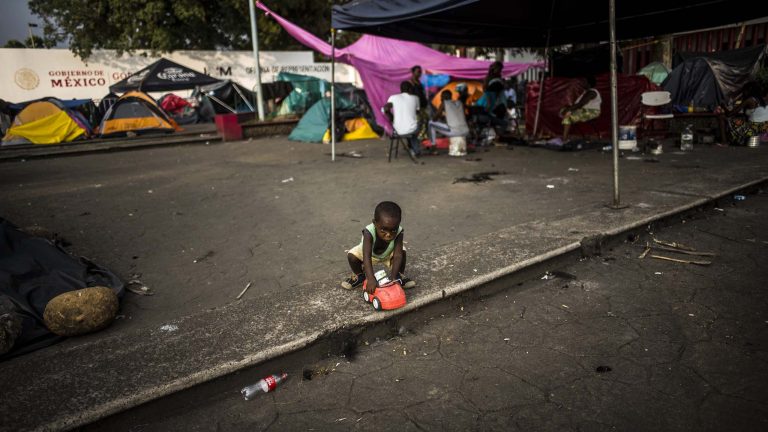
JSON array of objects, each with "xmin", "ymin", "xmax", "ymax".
[{"xmin": 388, "ymin": 131, "xmax": 418, "ymax": 163}]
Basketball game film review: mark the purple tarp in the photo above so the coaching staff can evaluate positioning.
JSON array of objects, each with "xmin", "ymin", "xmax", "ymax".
[{"xmin": 257, "ymin": 2, "xmax": 544, "ymax": 133}]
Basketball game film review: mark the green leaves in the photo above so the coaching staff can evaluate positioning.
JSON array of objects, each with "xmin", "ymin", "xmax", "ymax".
[{"xmin": 28, "ymin": 0, "xmax": 345, "ymax": 60}]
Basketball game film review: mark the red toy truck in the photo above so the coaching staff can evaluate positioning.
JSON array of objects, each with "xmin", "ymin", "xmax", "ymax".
[{"xmin": 362, "ymin": 279, "xmax": 407, "ymax": 311}]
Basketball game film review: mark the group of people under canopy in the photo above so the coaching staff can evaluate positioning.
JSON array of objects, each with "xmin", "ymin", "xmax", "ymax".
[{"xmin": 383, "ymin": 61, "xmax": 527, "ymax": 157}]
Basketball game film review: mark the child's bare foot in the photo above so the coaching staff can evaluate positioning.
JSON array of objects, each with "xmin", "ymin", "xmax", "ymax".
[{"xmin": 341, "ymin": 273, "xmax": 364, "ymax": 290}]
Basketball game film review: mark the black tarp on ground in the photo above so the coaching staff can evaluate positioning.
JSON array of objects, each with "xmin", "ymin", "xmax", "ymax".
[
  {"xmin": 663, "ymin": 45, "xmax": 767, "ymax": 109},
  {"xmin": 331, "ymin": 0, "xmax": 768, "ymax": 47},
  {"xmin": 0, "ymin": 218, "xmax": 123, "ymax": 360},
  {"xmin": 110, "ymin": 58, "xmax": 221, "ymax": 93}
]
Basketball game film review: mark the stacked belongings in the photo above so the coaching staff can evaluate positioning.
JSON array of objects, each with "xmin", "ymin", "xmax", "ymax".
[
  {"xmin": 159, "ymin": 93, "xmax": 198, "ymax": 125},
  {"xmin": 2, "ymin": 99, "xmax": 90, "ymax": 145},
  {"xmin": 98, "ymin": 91, "xmax": 179, "ymax": 138}
]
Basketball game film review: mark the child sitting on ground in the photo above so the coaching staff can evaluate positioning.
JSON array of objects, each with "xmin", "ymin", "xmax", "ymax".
[{"xmin": 341, "ymin": 201, "xmax": 416, "ymax": 293}]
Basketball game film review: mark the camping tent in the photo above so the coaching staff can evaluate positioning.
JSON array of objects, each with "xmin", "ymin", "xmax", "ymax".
[
  {"xmin": 98, "ymin": 91, "xmax": 178, "ymax": 137},
  {"xmin": 257, "ymin": 3, "xmax": 543, "ymax": 133},
  {"xmin": 2, "ymin": 100, "xmax": 88, "ymax": 145},
  {"xmin": 430, "ymin": 81, "xmax": 484, "ymax": 109},
  {"xmin": 110, "ymin": 58, "xmax": 221, "ymax": 93},
  {"xmin": 663, "ymin": 45, "xmax": 767, "ymax": 109},
  {"xmin": 637, "ymin": 62, "xmax": 670, "ymax": 86},
  {"xmin": 192, "ymin": 80, "xmax": 258, "ymax": 114},
  {"xmin": 274, "ymin": 72, "xmax": 330, "ymax": 116},
  {"xmin": 289, "ymin": 83, "xmax": 381, "ymax": 143}
]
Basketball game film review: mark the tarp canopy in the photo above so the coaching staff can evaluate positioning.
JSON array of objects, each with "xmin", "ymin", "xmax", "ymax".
[
  {"xmin": 331, "ymin": 0, "xmax": 768, "ymax": 47},
  {"xmin": 193, "ymin": 80, "xmax": 258, "ymax": 114},
  {"xmin": 257, "ymin": 2, "xmax": 543, "ymax": 133},
  {"xmin": 110, "ymin": 58, "xmax": 221, "ymax": 93},
  {"xmin": 552, "ymin": 44, "xmax": 622, "ymax": 78},
  {"xmin": 663, "ymin": 45, "xmax": 767, "ymax": 109}
]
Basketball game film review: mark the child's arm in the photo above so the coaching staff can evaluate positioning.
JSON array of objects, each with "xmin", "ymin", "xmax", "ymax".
[
  {"xmin": 389, "ymin": 232, "xmax": 405, "ymax": 282},
  {"xmin": 362, "ymin": 230, "xmax": 377, "ymax": 293}
]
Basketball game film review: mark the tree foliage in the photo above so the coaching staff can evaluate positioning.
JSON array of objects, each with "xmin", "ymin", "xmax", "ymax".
[{"xmin": 29, "ymin": 0, "xmax": 351, "ymax": 59}]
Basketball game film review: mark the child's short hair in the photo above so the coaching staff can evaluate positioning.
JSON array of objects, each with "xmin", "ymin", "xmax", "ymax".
[
  {"xmin": 441, "ymin": 90, "xmax": 452, "ymax": 101},
  {"xmin": 374, "ymin": 201, "xmax": 402, "ymax": 221}
]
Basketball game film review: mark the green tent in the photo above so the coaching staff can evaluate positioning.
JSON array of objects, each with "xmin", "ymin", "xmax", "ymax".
[
  {"xmin": 638, "ymin": 62, "xmax": 671, "ymax": 85},
  {"xmin": 275, "ymin": 72, "xmax": 328, "ymax": 116},
  {"xmin": 288, "ymin": 96, "xmax": 355, "ymax": 142}
]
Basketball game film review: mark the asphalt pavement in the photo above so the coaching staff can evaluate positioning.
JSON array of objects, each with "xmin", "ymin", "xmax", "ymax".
[
  {"xmin": 1, "ymin": 137, "xmax": 768, "ymax": 431},
  {"xmin": 90, "ymin": 187, "xmax": 768, "ymax": 432}
]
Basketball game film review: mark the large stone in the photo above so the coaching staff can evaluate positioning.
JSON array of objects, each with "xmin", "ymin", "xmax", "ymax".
[{"xmin": 43, "ymin": 287, "xmax": 119, "ymax": 336}]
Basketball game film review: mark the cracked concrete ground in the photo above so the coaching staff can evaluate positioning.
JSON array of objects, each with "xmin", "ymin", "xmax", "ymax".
[{"xmin": 89, "ymin": 190, "xmax": 768, "ymax": 431}]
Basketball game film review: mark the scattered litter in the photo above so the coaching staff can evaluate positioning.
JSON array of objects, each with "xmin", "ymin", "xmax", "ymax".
[
  {"xmin": 193, "ymin": 250, "xmax": 215, "ymax": 263},
  {"xmin": 561, "ymin": 304, "xmax": 569, "ymax": 309},
  {"xmin": 115, "ymin": 314, "xmax": 125, "ymax": 320},
  {"xmin": 236, "ymin": 282, "xmax": 253, "ymax": 300},
  {"xmin": 714, "ymin": 208, "xmax": 724, "ymax": 212},
  {"xmin": 453, "ymin": 171, "xmax": 503, "ymax": 184},
  {"xmin": 160, "ymin": 324, "xmax": 179, "ymax": 332},
  {"xmin": 654, "ymin": 272, "xmax": 663, "ymax": 275},
  {"xmin": 546, "ymin": 184, "xmax": 555, "ymax": 189},
  {"xmin": 688, "ymin": 313, "xmax": 695, "ymax": 317},
  {"xmin": 567, "ymin": 167, "xmax": 579, "ymax": 172},
  {"xmin": 242, "ymin": 373, "xmax": 288, "ymax": 399},
  {"xmin": 653, "ymin": 237, "xmax": 695, "ymax": 251},
  {"xmin": 330, "ymin": 151, "xmax": 363, "ymax": 158},
  {"xmin": 335, "ymin": 418, "xmax": 347, "ymax": 423},
  {"xmin": 625, "ymin": 156, "xmax": 643, "ymax": 160},
  {"xmin": 551, "ymin": 270, "xmax": 577, "ymax": 280},
  {"xmin": 281, "ymin": 177, "xmax": 294, "ymax": 183},
  {"xmin": 503, "ymin": 338, "xmax": 510, "ymax": 341},
  {"xmin": 126, "ymin": 279, "xmax": 154, "ymax": 296},
  {"xmin": 734, "ymin": 194, "xmax": 746, "ymax": 201},
  {"xmin": 473, "ymin": 268, "xmax": 478, "ymax": 272},
  {"xmin": 147, "ymin": 190, "xmax": 153, "ymax": 194},
  {"xmin": 636, "ymin": 202, "xmax": 652, "ymax": 209},
  {"xmin": 541, "ymin": 272, "xmax": 555, "ymax": 280},
  {"xmin": 638, "ymin": 245, "xmax": 651, "ymax": 259},
  {"xmin": 595, "ymin": 366, "xmax": 612, "ymax": 373}
]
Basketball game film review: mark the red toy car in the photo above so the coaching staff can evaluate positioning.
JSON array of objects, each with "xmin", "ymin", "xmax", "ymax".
[{"xmin": 362, "ymin": 279, "xmax": 407, "ymax": 311}]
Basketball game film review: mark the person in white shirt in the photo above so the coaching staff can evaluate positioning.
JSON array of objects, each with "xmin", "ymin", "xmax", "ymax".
[
  {"xmin": 559, "ymin": 76, "xmax": 602, "ymax": 141},
  {"xmin": 383, "ymin": 81, "xmax": 422, "ymax": 156}
]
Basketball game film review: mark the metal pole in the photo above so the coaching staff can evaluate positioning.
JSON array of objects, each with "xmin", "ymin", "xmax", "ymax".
[
  {"xmin": 28, "ymin": 25, "xmax": 36, "ymax": 48},
  {"xmin": 609, "ymin": 0, "xmax": 621, "ymax": 207},
  {"xmin": 532, "ymin": 0, "xmax": 556, "ymax": 139},
  {"xmin": 331, "ymin": 28, "xmax": 336, "ymax": 162},
  {"xmin": 248, "ymin": 0, "xmax": 266, "ymax": 121}
]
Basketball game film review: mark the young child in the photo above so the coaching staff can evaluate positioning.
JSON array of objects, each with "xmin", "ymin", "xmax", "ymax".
[{"xmin": 341, "ymin": 201, "xmax": 416, "ymax": 293}]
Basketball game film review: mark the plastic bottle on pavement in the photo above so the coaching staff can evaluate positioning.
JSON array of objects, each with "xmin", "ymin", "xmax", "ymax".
[
  {"xmin": 681, "ymin": 124, "xmax": 694, "ymax": 151},
  {"xmin": 241, "ymin": 372, "xmax": 288, "ymax": 400}
]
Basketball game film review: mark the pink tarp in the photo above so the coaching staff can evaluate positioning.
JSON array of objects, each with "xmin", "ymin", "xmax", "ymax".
[{"xmin": 257, "ymin": 2, "xmax": 544, "ymax": 133}]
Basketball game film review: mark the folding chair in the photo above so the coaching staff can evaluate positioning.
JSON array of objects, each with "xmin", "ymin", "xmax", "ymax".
[
  {"xmin": 388, "ymin": 131, "xmax": 418, "ymax": 163},
  {"xmin": 640, "ymin": 91, "xmax": 674, "ymax": 139}
]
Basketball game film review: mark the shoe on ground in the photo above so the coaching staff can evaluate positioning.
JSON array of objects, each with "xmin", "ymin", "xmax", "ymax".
[
  {"xmin": 341, "ymin": 273, "xmax": 365, "ymax": 290},
  {"xmin": 398, "ymin": 274, "xmax": 416, "ymax": 289}
]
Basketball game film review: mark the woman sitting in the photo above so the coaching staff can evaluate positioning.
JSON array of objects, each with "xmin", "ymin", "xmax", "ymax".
[{"xmin": 724, "ymin": 82, "xmax": 768, "ymax": 145}]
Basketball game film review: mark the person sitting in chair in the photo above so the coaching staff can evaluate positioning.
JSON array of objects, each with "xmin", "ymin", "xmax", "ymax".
[
  {"xmin": 559, "ymin": 76, "xmax": 601, "ymax": 142},
  {"xmin": 383, "ymin": 81, "xmax": 422, "ymax": 157},
  {"xmin": 428, "ymin": 90, "xmax": 469, "ymax": 149}
]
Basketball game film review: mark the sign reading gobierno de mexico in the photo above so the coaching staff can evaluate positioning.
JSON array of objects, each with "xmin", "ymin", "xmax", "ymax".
[{"xmin": 1, "ymin": 48, "xmax": 360, "ymax": 102}]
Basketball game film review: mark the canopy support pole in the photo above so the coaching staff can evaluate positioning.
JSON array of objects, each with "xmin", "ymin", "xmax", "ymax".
[
  {"xmin": 249, "ymin": 0, "xmax": 266, "ymax": 121},
  {"xmin": 531, "ymin": 0, "xmax": 556, "ymax": 139},
  {"xmin": 331, "ymin": 28, "xmax": 336, "ymax": 162},
  {"xmin": 608, "ymin": 0, "xmax": 623, "ymax": 208}
]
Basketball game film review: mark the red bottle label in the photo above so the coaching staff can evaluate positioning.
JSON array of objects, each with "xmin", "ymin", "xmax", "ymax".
[{"xmin": 264, "ymin": 375, "xmax": 277, "ymax": 391}]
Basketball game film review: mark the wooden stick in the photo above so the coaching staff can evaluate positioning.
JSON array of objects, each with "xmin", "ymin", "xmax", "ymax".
[
  {"xmin": 638, "ymin": 245, "xmax": 651, "ymax": 259},
  {"xmin": 652, "ymin": 237, "xmax": 696, "ymax": 251},
  {"xmin": 236, "ymin": 282, "xmax": 252, "ymax": 300},
  {"xmin": 649, "ymin": 254, "xmax": 712, "ymax": 266},
  {"xmin": 635, "ymin": 244, "xmax": 716, "ymax": 256}
]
